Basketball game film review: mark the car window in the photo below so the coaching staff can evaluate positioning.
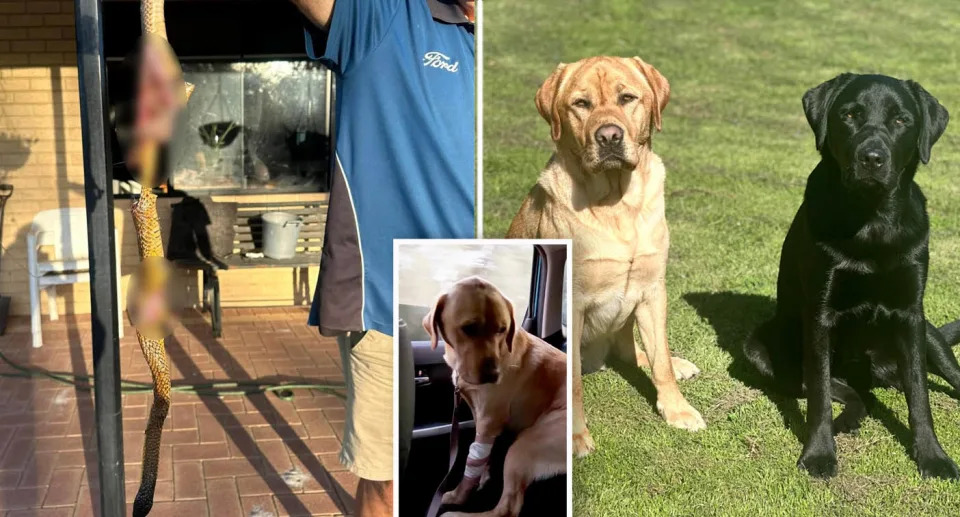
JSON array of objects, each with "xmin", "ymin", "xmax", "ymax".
[
  {"xmin": 398, "ymin": 242, "xmax": 534, "ymax": 320},
  {"xmin": 562, "ymin": 254, "xmax": 568, "ymax": 338}
]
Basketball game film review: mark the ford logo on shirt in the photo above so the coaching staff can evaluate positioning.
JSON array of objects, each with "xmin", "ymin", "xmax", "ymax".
[{"xmin": 423, "ymin": 51, "xmax": 459, "ymax": 73}]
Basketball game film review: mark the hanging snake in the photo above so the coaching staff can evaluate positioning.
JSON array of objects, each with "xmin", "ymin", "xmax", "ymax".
[{"xmin": 130, "ymin": 1, "xmax": 192, "ymax": 515}]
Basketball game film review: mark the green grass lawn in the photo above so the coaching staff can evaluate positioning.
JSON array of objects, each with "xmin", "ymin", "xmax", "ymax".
[{"xmin": 483, "ymin": 1, "xmax": 960, "ymax": 515}]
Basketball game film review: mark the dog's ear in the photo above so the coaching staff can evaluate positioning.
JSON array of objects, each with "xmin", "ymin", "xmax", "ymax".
[
  {"xmin": 802, "ymin": 73, "xmax": 856, "ymax": 151},
  {"xmin": 536, "ymin": 63, "xmax": 570, "ymax": 142},
  {"xmin": 905, "ymin": 80, "xmax": 949, "ymax": 164},
  {"xmin": 502, "ymin": 295, "xmax": 517, "ymax": 352},
  {"xmin": 422, "ymin": 293, "xmax": 447, "ymax": 350},
  {"xmin": 632, "ymin": 57, "xmax": 670, "ymax": 132}
]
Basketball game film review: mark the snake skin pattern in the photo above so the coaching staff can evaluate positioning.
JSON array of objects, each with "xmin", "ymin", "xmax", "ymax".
[
  {"xmin": 132, "ymin": 2, "xmax": 189, "ymax": 515},
  {"xmin": 140, "ymin": 0, "xmax": 167, "ymax": 41},
  {"xmin": 131, "ymin": 188, "xmax": 170, "ymax": 517}
]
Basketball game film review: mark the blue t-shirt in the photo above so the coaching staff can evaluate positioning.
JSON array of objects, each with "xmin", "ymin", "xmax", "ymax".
[{"xmin": 306, "ymin": 0, "xmax": 475, "ymax": 336}]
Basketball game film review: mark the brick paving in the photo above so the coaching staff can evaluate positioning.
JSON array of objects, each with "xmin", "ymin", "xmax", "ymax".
[{"xmin": 0, "ymin": 307, "xmax": 357, "ymax": 516}]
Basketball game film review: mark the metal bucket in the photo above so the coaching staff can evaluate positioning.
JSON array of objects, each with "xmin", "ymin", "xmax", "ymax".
[{"xmin": 261, "ymin": 211, "xmax": 302, "ymax": 259}]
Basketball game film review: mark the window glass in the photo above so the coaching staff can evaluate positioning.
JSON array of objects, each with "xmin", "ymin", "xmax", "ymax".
[
  {"xmin": 169, "ymin": 61, "xmax": 331, "ymax": 193},
  {"xmin": 398, "ymin": 242, "xmax": 535, "ymax": 319}
]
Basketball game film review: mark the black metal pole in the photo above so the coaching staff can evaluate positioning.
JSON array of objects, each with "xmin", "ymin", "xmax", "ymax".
[{"xmin": 74, "ymin": 0, "xmax": 126, "ymax": 515}]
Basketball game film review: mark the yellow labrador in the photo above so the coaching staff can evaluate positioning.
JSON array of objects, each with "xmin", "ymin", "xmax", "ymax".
[
  {"xmin": 424, "ymin": 277, "xmax": 566, "ymax": 517},
  {"xmin": 507, "ymin": 56, "xmax": 705, "ymax": 457}
]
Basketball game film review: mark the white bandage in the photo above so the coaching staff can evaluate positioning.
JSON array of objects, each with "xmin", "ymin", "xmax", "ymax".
[{"xmin": 463, "ymin": 441, "xmax": 493, "ymax": 480}]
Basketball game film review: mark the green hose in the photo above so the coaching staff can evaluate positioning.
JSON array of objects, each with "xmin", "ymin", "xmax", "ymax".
[{"xmin": 0, "ymin": 349, "xmax": 344, "ymax": 401}]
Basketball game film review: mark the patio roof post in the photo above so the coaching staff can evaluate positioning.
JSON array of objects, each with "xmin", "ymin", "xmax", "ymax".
[{"xmin": 74, "ymin": 0, "xmax": 127, "ymax": 515}]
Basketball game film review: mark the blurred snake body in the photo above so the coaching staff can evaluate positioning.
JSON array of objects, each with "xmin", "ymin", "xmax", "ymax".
[{"xmin": 132, "ymin": 1, "xmax": 192, "ymax": 515}]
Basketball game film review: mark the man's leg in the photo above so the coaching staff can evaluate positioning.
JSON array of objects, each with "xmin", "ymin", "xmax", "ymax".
[
  {"xmin": 337, "ymin": 330, "xmax": 394, "ymax": 517},
  {"xmin": 357, "ymin": 478, "xmax": 394, "ymax": 517}
]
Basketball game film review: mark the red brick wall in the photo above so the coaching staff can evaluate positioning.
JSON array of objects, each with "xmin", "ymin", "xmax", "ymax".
[
  {"xmin": 0, "ymin": 0, "xmax": 85, "ymax": 315},
  {"xmin": 0, "ymin": 1, "xmax": 318, "ymax": 316}
]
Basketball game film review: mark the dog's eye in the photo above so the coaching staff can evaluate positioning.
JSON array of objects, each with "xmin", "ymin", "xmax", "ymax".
[
  {"xmin": 894, "ymin": 117, "xmax": 907, "ymax": 126},
  {"xmin": 498, "ymin": 326, "xmax": 507, "ymax": 334},
  {"xmin": 618, "ymin": 93, "xmax": 638, "ymax": 105},
  {"xmin": 845, "ymin": 112, "xmax": 855, "ymax": 120},
  {"xmin": 461, "ymin": 323, "xmax": 479, "ymax": 337},
  {"xmin": 573, "ymin": 99, "xmax": 592, "ymax": 109}
]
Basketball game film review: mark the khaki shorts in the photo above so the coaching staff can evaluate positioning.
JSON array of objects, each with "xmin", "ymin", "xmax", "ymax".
[{"xmin": 337, "ymin": 329, "xmax": 394, "ymax": 481}]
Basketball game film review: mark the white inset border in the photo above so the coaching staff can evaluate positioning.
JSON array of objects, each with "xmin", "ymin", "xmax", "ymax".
[{"xmin": 392, "ymin": 238, "xmax": 574, "ymax": 517}]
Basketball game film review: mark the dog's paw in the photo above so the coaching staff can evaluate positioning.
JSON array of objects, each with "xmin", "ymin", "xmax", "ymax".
[
  {"xmin": 671, "ymin": 357, "xmax": 700, "ymax": 381},
  {"xmin": 573, "ymin": 429, "xmax": 595, "ymax": 457},
  {"xmin": 657, "ymin": 399, "xmax": 706, "ymax": 432},
  {"xmin": 917, "ymin": 453, "xmax": 960, "ymax": 480},
  {"xmin": 441, "ymin": 488, "xmax": 468, "ymax": 506},
  {"xmin": 797, "ymin": 450, "xmax": 837, "ymax": 479},
  {"xmin": 832, "ymin": 410, "xmax": 865, "ymax": 436}
]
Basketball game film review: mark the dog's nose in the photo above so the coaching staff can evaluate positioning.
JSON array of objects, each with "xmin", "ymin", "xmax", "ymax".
[
  {"xmin": 478, "ymin": 358, "xmax": 500, "ymax": 384},
  {"xmin": 594, "ymin": 124, "xmax": 624, "ymax": 147},
  {"xmin": 859, "ymin": 149, "xmax": 886, "ymax": 171},
  {"xmin": 478, "ymin": 371, "xmax": 499, "ymax": 384}
]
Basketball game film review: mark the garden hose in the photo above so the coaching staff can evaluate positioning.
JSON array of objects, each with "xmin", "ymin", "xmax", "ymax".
[{"xmin": 0, "ymin": 348, "xmax": 344, "ymax": 401}]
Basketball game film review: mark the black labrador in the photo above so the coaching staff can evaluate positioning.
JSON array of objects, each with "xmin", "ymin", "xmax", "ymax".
[{"xmin": 745, "ymin": 74, "xmax": 960, "ymax": 480}]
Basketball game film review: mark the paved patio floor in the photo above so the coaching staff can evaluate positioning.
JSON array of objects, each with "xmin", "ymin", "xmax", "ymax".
[{"xmin": 0, "ymin": 307, "xmax": 356, "ymax": 516}]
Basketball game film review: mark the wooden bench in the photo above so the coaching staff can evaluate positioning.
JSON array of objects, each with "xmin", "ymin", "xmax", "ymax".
[{"xmin": 172, "ymin": 197, "xmax": 327, "ymax": 337}]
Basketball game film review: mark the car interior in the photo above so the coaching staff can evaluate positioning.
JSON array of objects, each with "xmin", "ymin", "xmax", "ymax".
[{"xmin": 398, "ymin": 243, "xmax": 568, "ymax": 516}]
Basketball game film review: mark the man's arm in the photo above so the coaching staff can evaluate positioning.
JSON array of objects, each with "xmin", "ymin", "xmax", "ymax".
[{"xmin": 291, "ymin": 0, "xmax": 335, "ymax": 30}]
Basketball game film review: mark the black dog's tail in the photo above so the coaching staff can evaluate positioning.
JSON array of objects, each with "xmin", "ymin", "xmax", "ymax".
[{"xmin": 942, "ymin": 320, "xmax": 960, "ymax": 347}]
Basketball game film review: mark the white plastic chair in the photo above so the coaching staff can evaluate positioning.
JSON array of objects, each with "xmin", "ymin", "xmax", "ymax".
[{"xmin": 27, "ymin": 208, "xmax": 124, "ymax": 348}]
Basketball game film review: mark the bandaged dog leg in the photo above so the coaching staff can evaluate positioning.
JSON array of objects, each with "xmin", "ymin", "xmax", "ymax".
[
  {"xmin": 462, "ymin": 439, "xmax": 494, "ymax": 489},
  {"xmin": 441, "ymin": 436, "xmax": 496, "ymax": 506}
]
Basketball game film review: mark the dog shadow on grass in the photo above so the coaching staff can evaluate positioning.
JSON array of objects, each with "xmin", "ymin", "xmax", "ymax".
[
  {"xmin": 684, "ymin": 291, "xmax": 915, "ymax": 458},
  {"xmin": 606, "ymin": 357, "xmax": 660, "ymax": 413}
]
